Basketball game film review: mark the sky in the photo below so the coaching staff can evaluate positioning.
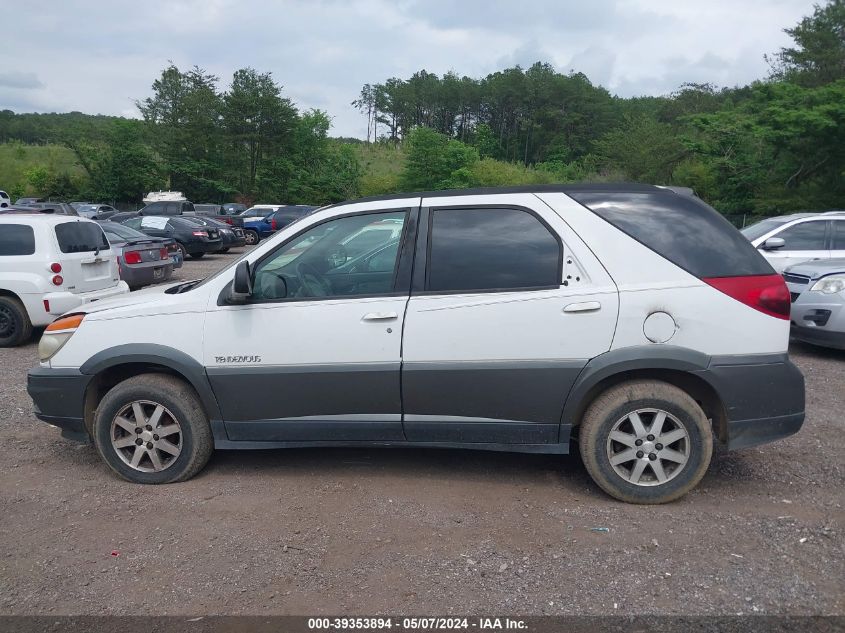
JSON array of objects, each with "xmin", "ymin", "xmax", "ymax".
[{"xmin": 0, "ymin": 0, "xmax": 815, "ymax": 139}]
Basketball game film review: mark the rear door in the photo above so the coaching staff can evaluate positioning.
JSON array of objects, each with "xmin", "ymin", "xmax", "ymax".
[
  {"xmin": 400, "ymin": 193, "xmax": 618, "ymax": 445},
  {"xmin": 52, "ymin": 220, "xmax": 119, "ymax": 293}
]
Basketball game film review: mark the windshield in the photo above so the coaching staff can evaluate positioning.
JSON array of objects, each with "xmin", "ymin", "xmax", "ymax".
[{"xmin": 740, "ymin": 219, "xmax": 789, "ymax": 241}]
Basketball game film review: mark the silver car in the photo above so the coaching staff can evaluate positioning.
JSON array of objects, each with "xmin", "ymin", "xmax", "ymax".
[{"xmin": 783, "ymin": 258, "xmax": 845, "ymax": 350}]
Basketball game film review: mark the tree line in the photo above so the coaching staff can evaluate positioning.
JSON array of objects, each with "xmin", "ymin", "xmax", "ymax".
[{"xmin": 359, "ymin": 0, "xmax": 845, "ymax": 214}]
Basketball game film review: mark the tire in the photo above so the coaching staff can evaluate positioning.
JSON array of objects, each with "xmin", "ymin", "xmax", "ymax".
[
  {"xmin": 219, "ymin": 248, "xmax": 230, "ymax": 254},
  {"xmin": 0, "ymin": 296, "xmax": 33, "ymax": 347},
  {"xmin": 189, "ymin": 253, "xmax": 205, "ymax": 259},
  {"xmin": 176, "ymin": 242, "xmax": 188, "ymax": 259},
  {"xmin": 578, "ymin": 380, "xmax": 713, "ymax": 504},
  {"xmin": 92, "ymin": 373, "xmax": 213, "ymax": 484},
  {"xmin": 244, "ymin": 229, "xmax": 259, "ymax": 246}
]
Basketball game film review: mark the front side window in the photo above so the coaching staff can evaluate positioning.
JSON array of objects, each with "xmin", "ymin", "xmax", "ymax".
[
  {"xmin": 426, "ymin": 207, "xmax": 560, "ymax": 292},
  {"xmin": 252, "ymin": 211, "xmax": 406, "ymax": 301},
  {"xmin": 0, "ymin": 225, "xmax": 36, "ymax": 255},
  {"xmin": 54, "ymin": 222, "xmax": 109, "ymax": 253},
  {"xmin": 775, "ymin": 221, "xmax": 827, "ymax": 251}
]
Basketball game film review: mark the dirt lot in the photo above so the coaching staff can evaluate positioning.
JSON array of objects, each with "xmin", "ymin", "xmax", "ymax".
[{"xmin": 1, "ymin": 248, "xmax": 843, "ymax": 616}]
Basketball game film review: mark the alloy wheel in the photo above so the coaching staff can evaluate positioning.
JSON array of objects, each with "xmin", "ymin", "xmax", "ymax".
[
  {"xmin": 110, "ymin": 400, "xmax": 183, "ymax": 472},
  {"xmin": 606, "ymin": 408, "xmax": 690, "ymax": 486}
]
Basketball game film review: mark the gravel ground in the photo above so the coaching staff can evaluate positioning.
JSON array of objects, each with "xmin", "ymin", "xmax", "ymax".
[{"xmin": 1, "ymin": 248, "xmax": 843, "ymax": 616}]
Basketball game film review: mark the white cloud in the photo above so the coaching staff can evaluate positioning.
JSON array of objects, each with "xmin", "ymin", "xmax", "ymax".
[{"xmin": 0, "ymin": 0, "xmax": 816, "ymax": 137}]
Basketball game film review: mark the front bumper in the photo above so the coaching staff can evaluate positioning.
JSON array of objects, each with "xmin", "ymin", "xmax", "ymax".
[
  {"xmin": 789, "ymin": 291, "xmax": 845, "ymax": 350},
  {"xmin": 698, "ymin": 354, "xmax": 805, "ymax": 450},
  {"xmin": 27, "ymin": 366, "xmax": 91, "ymax": 441}
]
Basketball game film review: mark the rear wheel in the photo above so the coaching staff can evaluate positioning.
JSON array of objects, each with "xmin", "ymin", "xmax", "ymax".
[
  {"xmin": 244, "ymin": 229, "xmax": 259, "ymax": 245},
  {"xmin": 176, "ymin": 242, "xmax": 188, "ymax": 259},
  {"xmin": 578, "ymin": 380, "xmax": 713, "ymax": 504},
  {"xmin": 0, "ymin": 296, "xmax": 33, "ymax": 347},
  {"xmin": 92, "ymin": 374, "xmax": 213, "ymax": 484}
]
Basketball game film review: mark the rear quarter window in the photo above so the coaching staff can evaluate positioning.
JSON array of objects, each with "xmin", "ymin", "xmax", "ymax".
[
  {"xmin": 54, "ymin": 222, "xmax": 109, "ymax": 253},
  {"xmin": 569, "ymin": 191, "xmax": 774, "ymax": 278},
  {"xmin": 0, "ymin": 225, "xmax": 36, "ymax": 255}
]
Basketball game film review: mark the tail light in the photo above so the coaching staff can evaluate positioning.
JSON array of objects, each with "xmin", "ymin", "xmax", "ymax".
[
  {"xmin": 224, "ymin": 218, "xmax": 233, "ymax": 225},
  {"xmin": 703, "ymin": 274, "xmax": 790, "ymax": 320},
  {"xmin": 192, "ymin": 231, "xmax": 207, "ymax": 237},
  {"xmin": 124, "ymin": 251, "xmax": 142, "ymax": 264},
  {"xmin": 52, "ymin": 275, "xmax": 63, "ymax": 286},
  {"xmin": 50, "ymin": 262, "xmax": 62, "ymax": 273},
  {"xmin": 271, "ymin": 217, "xmax": 277, "ymax": 230},
  {"xmin": 159, "ymin": 248, "xmax": 168, "ymax": 260},
  {"xmin": 167, "ymin": 243, "xmax": 178, "ymax": 252}
]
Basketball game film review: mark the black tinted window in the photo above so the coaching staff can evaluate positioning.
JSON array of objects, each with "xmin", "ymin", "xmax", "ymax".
[
  {"xmin": 776, "ymin": 221, "xmax": 827, "ymax": 250},
  {"xmin": 570, "ymin": 191, "xmax": 773, "ymax": 278},
  {"xmin": 54, "ymin": 222, "xmax": 109, "ymax": 253},
  {"xmin": 833, "ymin": 221, "xmax": 845, "ymax": 250},
  {"xmin": 427, "ymin": 208, "xmax": 560, "ymax": 292},
  {"xmin": 0, "ymin": 225, "xmax": 36, "ymax": 255}
]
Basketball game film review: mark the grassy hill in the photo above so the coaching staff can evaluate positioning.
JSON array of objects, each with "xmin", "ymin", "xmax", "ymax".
[{"xmin": 0, "ymin": 143, "xmax": 84, "ymax": 199}]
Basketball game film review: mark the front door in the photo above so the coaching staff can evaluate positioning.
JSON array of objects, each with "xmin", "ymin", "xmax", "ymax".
[
  {"xmin": 764, "ymin": 219, "xmax": 830, "ymax": 272},
  {"xmin": 204, "ymin": 206, "xmax": 416, "ymax": 442},
  {"xmin": 400, "ymin": 195, "xmax": 619, "ymax": 445}
]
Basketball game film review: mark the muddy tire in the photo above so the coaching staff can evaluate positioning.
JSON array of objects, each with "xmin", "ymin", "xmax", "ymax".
[
  {"xmin": 579, "ymin": 380, "xmax": 713, "ymax": 504},
  {"xmin": 92, "ymin": 373, "xmax": 213, "ymax": 484}
]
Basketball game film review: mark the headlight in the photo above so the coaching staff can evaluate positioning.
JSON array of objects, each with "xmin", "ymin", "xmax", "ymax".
[
  {"xmin": 38, "ymin": 314, "xmax": 85, "ymax": 362},
  {"xmin": 809, "ymin": 275, "xmax": 845, "ymax": 295}
]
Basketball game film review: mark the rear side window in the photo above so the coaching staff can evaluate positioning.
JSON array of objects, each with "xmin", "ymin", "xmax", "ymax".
[
  {"xmin": 427, "ymin": 207, "xmax": 561, "ymax": 292},
  {"xmin": 54, "ymin": 222, "xmax": 109, "ymax": 253},
  {"xmin": 833, "ymin": 221, "xmax": 845, "ymax": 250},
  {"xmin": 570, "ymin": 191, "xmax": 773, "ymax": 278},
  {"xmin": 775, "ymin": 221, "xmax": 827, "ymax": 250},
  {"xmin": 0, "ymin": 225, "xmax": 36, "ymax": 255}
]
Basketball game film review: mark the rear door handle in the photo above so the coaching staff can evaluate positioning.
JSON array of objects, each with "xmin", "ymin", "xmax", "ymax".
[
  {"xmin": 362, "ymin": 312, "xmax": 398, "ymax": 321},
  {"xmin": 563, "ymin": 301, "xmax": 601, "ymax": 313}
]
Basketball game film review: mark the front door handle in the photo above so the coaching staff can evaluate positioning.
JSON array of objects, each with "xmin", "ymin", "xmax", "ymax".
[
  {"xmin": 362, "ymin": 312, "xmax": 398, "ymax": 321},
  {"xmin": 563, "ymin": 301, "xmax": 601, "ymax": 313}
]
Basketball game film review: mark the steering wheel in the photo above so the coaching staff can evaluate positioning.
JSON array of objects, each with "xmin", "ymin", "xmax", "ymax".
[{"xmin": 296, "ymin": 262, "xmax": 332, "ymax": 297}]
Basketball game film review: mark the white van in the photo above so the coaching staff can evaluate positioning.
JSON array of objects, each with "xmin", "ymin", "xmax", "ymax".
[
  {"xmin": 26, "ymin": 185, "xmax": 804, "ymax": 503},
  {"xmin": 0, "ymin": 215, "xmax": 129, "ymax": 346}
]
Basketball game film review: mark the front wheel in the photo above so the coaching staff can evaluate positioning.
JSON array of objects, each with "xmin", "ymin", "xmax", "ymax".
[
  {"xmin": 243, "ymin": 229, "xmax": 259, "ymax": 245},
  {"xmin": 92, "ymin": 374, "xmax": 213, "ymax": 484},
  {"xmin": 578, "ymin": 380, "xmax": 713, "ymax": 504}
]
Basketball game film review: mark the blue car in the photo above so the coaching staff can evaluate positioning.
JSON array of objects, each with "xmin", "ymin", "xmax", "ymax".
[{"xmin": 241, "ymin": 205, "xmax": 316, "ymax": 245}]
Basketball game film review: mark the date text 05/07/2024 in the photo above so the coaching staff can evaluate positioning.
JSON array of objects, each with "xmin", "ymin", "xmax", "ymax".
[{"xmin": 307, "ymin": 617, "xmax": 528, "ymax": 630}]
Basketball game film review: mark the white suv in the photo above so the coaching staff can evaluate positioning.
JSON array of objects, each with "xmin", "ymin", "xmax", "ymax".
[
  {"xmin": 0, "ymin": 215, "xmax": 129, "ymax": 346},
  {"xmin": 742, "ymin": 211, "xmax": 845, "ymax": 272},
  {"xmin": 26, "ymin": 185, "xmax": 804, "ymax": 503}
]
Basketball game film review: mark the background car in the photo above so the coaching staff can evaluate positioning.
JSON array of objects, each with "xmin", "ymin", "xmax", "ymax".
[
  {"xmin": 15, "ymin": 197, "xmax": 45, "ymax": 205},
  {"xmin": 20, "ymin": 202, "xmax": 78, "ymax": 216},
  {"xmin": 222, "ymin": 202, "xmax": 246, "ymax": 215},
  {"xmin": 138, "ymin": 200, "xmax": 195, "ymax": 216},
  {"xmin": 121, "ymin": 215, "xmax": 222, "ymax": 259},
  {"xmin": 179, "ymin": 215, "xmax": 245, "ymax": 252},
  {"xmin": 0, "ymin": 214, "xmax": 128, "ymax": 346},
  {"xmin": 192, "ymin": 204, "xmax": 245, "ymax": 228},
  {"xmin": 264, "ymin": 205, "xmax": 317, "ymax": 231},
  {"xmin": 0, "ymin": 190, "xmax": 10, "ymax": 208},
  {"xmin": 783, "ymin": 257, "xmax": 845, "ymax": 350},
  {"xmin": 99, "ymin": 221, "xmax": 175, "ymax": 289},
  {"xmin": 75, "ymin": 204, "xmax": 119, "ymax": 219},
  {"xmin": 742, "ymin": 211, "xmax": 845, "ymax": 272},
  {"xmin": 239, "ymin": 204, "xmax": 280, "ymax": 219}
]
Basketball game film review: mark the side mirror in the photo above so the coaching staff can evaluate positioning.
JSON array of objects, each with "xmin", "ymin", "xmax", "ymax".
[
  {"xmin": 761, "ymin": 237, "xmax": 786, "ymax": 250},
  {"xmin": 229, "ymin": 261, "xmax": 252, "ymax": 303}
]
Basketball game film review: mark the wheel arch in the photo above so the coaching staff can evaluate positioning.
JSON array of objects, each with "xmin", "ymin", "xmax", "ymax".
[
  {"xmin": 562, "ymin": 346, "xmax": 728, "ymax": 443},
  {"xmin": 80, "ymin": 344, "xmax": 222, "ymax": 434}
]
